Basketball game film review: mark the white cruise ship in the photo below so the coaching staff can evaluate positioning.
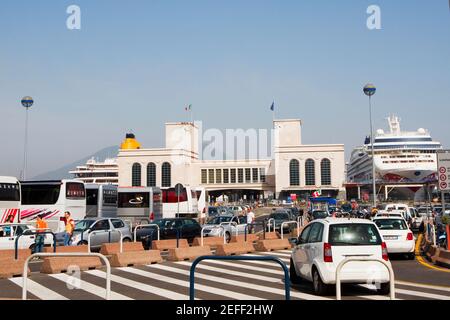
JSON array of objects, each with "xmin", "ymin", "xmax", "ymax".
[
  {"xmin": 347, "ymin": 115, "xmax": 442, "ymax": 186},
  {"xmin": 69, "ymin": 157, "xmax": 118, "ymax": 185}
]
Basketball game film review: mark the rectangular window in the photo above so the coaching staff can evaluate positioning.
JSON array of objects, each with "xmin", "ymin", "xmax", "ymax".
[
  {"xmin": 208, "ymin": 169, "xmax": 215, "ymax": 184},
  {"xmin": 260, "ymin": 168, "xmax": 266, "ymax": 183},
  {"xmin": 216, "ymin": 169, "xmax": 222, "ymax": 184},
  {"xmin": 0, "ymin": 183, "xmax": 20, "ymax": 201},
  {"xmin": 238, "ymin": 169, "xmax": 244, "ymax": 183},
  {"xmin": 102, "ymin": 189, "xmax": 117, "ymax": 206},
  {"xmin": 223, "ymin": 169, "xmax": 229, "ymax": 183},
  {"xmin": 245, "ymin": 168, "xmax": 251, "ymax": 183},
  {"xmin": 66, "ymin": 183, "xmax": 86, "ymax": 199},
  {"xmin": 252, "ymin": 168, "xmax": 258, "ymax": 183},
  {"xmin": 21, "ymin": 183, "xmax": 61, "ymax": 205},
  {"xmin": 230, "ymin": 169, "xmax": 237, "ymax": 184},
  {"xmin": 201, "ymin": 169, "xmax": 207, "ymax": 184}
]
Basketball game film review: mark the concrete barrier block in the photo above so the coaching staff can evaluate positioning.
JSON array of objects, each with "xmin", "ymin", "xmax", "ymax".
[
  {"xmin": 110, "ymin": 250, "xmax": 163, "ymax": 267},
  {"xmin": 433, "ymin": 248, "xmax": 450, "ymax": 267},
  {"xmin": 260, "ymin": 232, "xmax": 279, "ymax": 240},
  {"xmin": 255, "ymin": 239, "xmax": 292, "ymax": 252},
  {"xmin": 230, "ymin": 234, "xmax": 259, "ymax": 243},
  {"xmin": 0, "ymin": 249, "xmax": 31, "ymax": 261},
  {"xmin": 192, "ymin": 237, "xmax": 225, "ymax": 247},
  {"xmin": 215, "ymin": 242, "xmax": 256, "ymax": 256},
  {"xmin": 43, "ymin": 245, "xmax": 89, "ymax": 253},
  {"xmin": 0, "ymin": 259, "xmax": 29, "ymax": 279},
  {"xmin": 41, "ymin": 256, "xmax": 103, "ymax": 274},
  {"xmin": 100, "ymin": 242, "xmax": 144, "ymax": 255},
  {"xmin": 167, "ymin": 246, "xmax": 212, "ymax": 261},
  {"xmin": 152, "ymin": 239, "xmax": 189, "ymax": 251}
]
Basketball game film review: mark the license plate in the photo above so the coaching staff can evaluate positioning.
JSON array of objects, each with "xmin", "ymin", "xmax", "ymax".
[{"xmin": 384, "ymin": 236, "xmax": 398, "ymax": 240}]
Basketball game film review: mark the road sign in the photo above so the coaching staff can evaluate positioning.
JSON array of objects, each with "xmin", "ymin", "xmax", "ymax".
[{"xmin": 437, "ymin": 151, "xmax": 450, "ymax": 191}]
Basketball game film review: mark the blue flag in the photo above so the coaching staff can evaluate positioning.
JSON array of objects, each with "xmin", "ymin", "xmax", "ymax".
[{"xmin": 270, "ymin": 102, "xmax": 275, "ymax": 111}]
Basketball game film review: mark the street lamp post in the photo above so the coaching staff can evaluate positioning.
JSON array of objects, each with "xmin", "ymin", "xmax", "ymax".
[
  {"xmin": 21, "ymin": 96, "xmax": 34, "ymax": 180},
  {"xmin": 363, "ymin": 84, "xmax": 377, "ymax": 208}
]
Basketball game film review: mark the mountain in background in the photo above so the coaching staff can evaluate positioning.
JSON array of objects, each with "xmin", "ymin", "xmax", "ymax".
[{"xmin": 32, "ymin": 146, "xmax": 119, "ymax": 180}]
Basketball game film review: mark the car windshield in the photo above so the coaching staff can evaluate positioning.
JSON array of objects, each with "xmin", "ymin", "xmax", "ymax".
[
  {"xmin": 74, "ymin": 220, "xmax": 95, "ymax": 232},
  {"xmin": 270, "ymin": 213, "xmax": 289, "ymax": 220},
  {"xmin": 312, "ymin": 211, "xmax": 329, "ymax": 219},
  {"xmin": 207, "ymin": 216, "xmax": 233, "ymax": 225},
  {"xmin": 328, "ymin": 223, "xmax": 382, "ymax": 246},
  {"xmin": 374, "ymin": 219, "xmax": 408, "ymax": 230},
  {"xmin": 153, "ymin": 219, "xmax": 183, "ymax": 229}
]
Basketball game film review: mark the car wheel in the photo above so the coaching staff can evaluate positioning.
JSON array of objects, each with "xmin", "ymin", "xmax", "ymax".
[
  {"xmin": 29, "ymin": 244, "xmax": 36, "ymax": 252},
  {"xmin": 312, "ymin": 267, "xmax": 330, "ymax": 296},
  {"xmin": 289, "ymin": 258, "xmax": 301, "ymax": 285},
  {"xmin": 123, "ymin": 238, "xmax": 132, "ymax": 243},
  {"xmin": 225, "ymin": 232, "xmax": 231, "ymax": 243},
  {"xmin": 377, "ymin": 282, "xmax": 390, "ymax": 295},
  {"xmin": 78, "ymin": 241, "xmax": 88, "ymax": 246}
]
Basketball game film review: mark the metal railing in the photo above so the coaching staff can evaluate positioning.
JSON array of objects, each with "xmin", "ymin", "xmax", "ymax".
[
  {"xmin": 88, "ymin": 229, "xmax": 123, "ymax": 253},
  {"xmin": 267, "ymin": 218, "xmax": 275, "ymax": 233},
  {"xmin": 15, "ymin": 230, "xmax": 57, "ymax": 260},
  {"xmin": 22, "ymin": 252, "xmax": 111, "ymax": 300},
  {"xmin": 134, "ymin": 224, "xmax": 160, "ymax": 242},
  {"xmin": 281, "ymin": 221, "xmax": 300, "ymax": 240},
  {"xmin": 189, "ymin": 255, "xmax": 290, "ymax": 300},
  {"xmin": 297, "ymin": 216, "xmax": 306, "ymax": 228},
  {"xmin": 335, "ymin": 257, "xmax": 395, "ymax": 300},
  {"xmin": 200, "ymin": 225, "xmax": 226, "ymax": 246}
]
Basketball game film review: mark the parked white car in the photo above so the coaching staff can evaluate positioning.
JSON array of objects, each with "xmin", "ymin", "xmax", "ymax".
[
  {"xmin": 290, "ymin": 218, "xmax": 392, "ymax": 296},
  {"xmin": 0, "ymin": 223, "xmax": 53, "ymax": 250},
  {"xmin": 201, "ymin": 214, "xmax": 247, "ymax": 242},
  {"xmin": 372, "ymin": 217, "xmax": 415, "ymax": 259}
]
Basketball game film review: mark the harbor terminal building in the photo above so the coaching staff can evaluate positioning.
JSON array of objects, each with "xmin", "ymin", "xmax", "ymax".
[{"xmin": 117, "ymin": 120, "xmax": 346, "ymax": 202}]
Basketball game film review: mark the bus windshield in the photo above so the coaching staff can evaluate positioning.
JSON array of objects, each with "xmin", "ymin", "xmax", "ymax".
[
  {"xmin": 0, "ymin": 183, "xmax": 20, "ymax": 202},
  {"xmin": 21, "ymin": 184, "xmax": 61, "ymax": 205}
]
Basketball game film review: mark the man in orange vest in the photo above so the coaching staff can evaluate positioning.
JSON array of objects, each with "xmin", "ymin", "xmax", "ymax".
[
  {"xmin": 35, "ymin": 214, "xmax": 48, "ymax": 253},
  {"xmin": 63, "ymin": 211, "xmax": 75, "ymax": 246}
]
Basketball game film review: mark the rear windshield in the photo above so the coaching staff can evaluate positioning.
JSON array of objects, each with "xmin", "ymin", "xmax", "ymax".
[
  {"xmin": 270, "ymin": 213, "xmax": 289, "ymax": 220},
  {"xmin": 374, "ymin": 219, "xmax": 408, "ymax": 230},
  {"xmin": 207, "ymin": 216, "xmax": 232, "ymax": 225},
  {"xmin": 312, "ymin": 211, "xmax": 329, "ymax": 219},
  {"xmin": 328, "ymin": 223, "xmax": 382, "ymax": 246}
]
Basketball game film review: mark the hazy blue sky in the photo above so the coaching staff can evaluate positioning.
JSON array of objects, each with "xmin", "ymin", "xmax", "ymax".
[{"xmin": 0, "ymin": 0, "xmax": 449, "ymax": 178}]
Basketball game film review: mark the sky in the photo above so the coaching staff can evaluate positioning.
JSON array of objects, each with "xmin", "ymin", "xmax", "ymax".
[{"xmin": 0, "ymin": 0, "xmax": 449, "ymax": 178}]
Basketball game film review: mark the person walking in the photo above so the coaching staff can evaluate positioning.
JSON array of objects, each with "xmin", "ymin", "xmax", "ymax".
[
  {"xmin": 247, "ymin": 208, "xmax": 255, "ymax": 234},
  {"xmin": 35, "ymin": 214, "xmax": 48, "ymax": 253},
  {"xmin": 63, "ymin": 211, "xmax": 75, "ymax": 246}
]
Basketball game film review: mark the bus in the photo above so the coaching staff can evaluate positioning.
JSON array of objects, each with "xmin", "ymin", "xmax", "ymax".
[
  {"xmin": 0, "ymin": 176, "xmax": 21, "ymax": 223},
  {"xmin": 117, "ymin": 187, "xmax": 162, "ymax": 225},
  {"xmin": 161, "ymin": 186, "xmax": 199, "ymax": 218},
  {"xmin": 85, "ymin": 184, "xmax": 118, "ymax": 218},
  {"xmin": 20, "ymin": 180, "xmax": 86, "ymax": 232}
]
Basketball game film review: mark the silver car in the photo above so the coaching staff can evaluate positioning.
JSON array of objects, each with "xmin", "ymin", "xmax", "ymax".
[
  {"xmin": 202, "ymin": 214, "xmax": 248, "ymax": 242},
  {"xmin": 71, "ymin": 218, "xmax": 133, "ymax": 251}
]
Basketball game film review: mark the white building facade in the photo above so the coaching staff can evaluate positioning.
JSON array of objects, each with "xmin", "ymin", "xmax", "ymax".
[{"xmin": 117, "ymin": 119, "xmax": 346, "ymax": 201}]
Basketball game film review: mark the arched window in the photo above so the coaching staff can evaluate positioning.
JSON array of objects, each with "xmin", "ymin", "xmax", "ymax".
[
  {"xmin": 147, "ymin": 163, "xmax": 156, "ymax": 187},
  {"xmin": 321, "ymin": 159, "xmax": 332, "ymax": 185},
  {"xmin": 161, "ymin": 162, "xmax": 171, "ymax": 187},
  {"xmin": 290, "ymin": 159, "xmax": 300, "ymax": 186},
  {"xmin": 131, "ymin": 163, "xmax": 141, "ymax": 187},
  {"xmin": 305, "ymin": 159, "xmax": 316, "ymax": 186}
]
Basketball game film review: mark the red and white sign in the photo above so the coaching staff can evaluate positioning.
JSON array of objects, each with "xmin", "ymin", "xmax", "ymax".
[{"xmin": 437, "ymin": 151, "xmax": 450, "ymax": 191}]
